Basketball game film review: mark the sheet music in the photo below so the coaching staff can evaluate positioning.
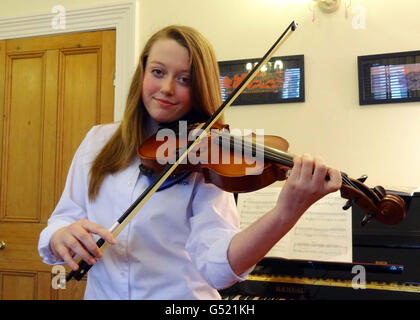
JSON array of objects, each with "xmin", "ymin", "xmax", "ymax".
[
  {"xmin": 237, "ymin": 187, "xmax": 352, "ymax": 262},
  {"xmin": 383, "ymin": 185, "xmax": 420, "ymax": 197}
]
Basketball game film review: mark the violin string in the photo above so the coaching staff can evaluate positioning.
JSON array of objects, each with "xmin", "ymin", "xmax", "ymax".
[
  {"xmin": 214, "ymin": 131, "xmax": 359, "ymax": 190},
  {"xmin": 241, "ymin": 137, "xmax": 360, "ymax": 190},
  {"xmin": 215, "ymin": 131, "xmax": 294, "ymax": 167},
  {"xmin": 213, "ymin": 132, "xmax": 384, "ymax": 210}
]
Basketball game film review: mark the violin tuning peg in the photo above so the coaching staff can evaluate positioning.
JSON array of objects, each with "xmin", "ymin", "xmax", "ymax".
[
  {"xmin": 373, "ymin": 186, "xmax": 386, "ymax": 198},
  {"xmin": 361, "ymin": 212, "xmax": 375, "ymax": 226},
  {"xmin": 357, "ymin": 175, "xmax": 368, "ymax": 183},
  {"xmin": 342, "ymin": 199, "xmax": 353, "ymax": 210}
]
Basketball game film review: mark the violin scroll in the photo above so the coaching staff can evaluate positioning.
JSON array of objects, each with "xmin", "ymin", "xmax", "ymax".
[
  {"xmin": 339, "ymin": 174, "xmax": 406, "ymax": 226},
  {"xmin": 375, "ymin": 194, "xmax": 406, "ymax": 225}
]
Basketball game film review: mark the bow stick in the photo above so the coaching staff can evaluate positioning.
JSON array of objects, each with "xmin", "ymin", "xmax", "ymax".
[{"xmin": 66, "ymin": 21, "xmax": 298, "ymax": 281}]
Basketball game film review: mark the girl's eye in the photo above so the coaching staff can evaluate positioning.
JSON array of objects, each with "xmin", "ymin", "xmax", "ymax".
[
  {"xmin": 177, "ymin": 76, "xmax": 190, "ymax": 86},
  {"xmin": 151, "ymin": 69, "xmax": 163, "ymax": 77}
]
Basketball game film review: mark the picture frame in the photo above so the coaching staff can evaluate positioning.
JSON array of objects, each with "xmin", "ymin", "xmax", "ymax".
[
  {"xmin": 218, "ymin": 55, "xmax": 305, "ymax": 106},
  {"xmin": 358, "ymin": 50, "xmax": 420, "ymax": 105}
]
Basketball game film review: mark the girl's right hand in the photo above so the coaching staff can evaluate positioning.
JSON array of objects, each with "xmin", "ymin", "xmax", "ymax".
[{"xmin": 49, "ymin": 219, "xmax": 117, "ymax": 271}]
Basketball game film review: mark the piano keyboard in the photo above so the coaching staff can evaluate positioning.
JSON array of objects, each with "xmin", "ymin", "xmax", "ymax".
[
  {"xmin": 219, "ymin": 274, "xmax": 420, "ymax": 300},
  {"xmin": 247, "ymin": 274, "xmax": 420, "ymax": 293}
]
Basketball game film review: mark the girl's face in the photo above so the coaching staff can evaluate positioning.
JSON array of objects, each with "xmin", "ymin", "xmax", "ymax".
[{"xmin": 142, "ymin": 39, "xmax": 192, "ymax": 123}]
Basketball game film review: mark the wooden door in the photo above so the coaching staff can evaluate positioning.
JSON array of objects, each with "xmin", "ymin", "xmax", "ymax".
[{"xmin": 0, "ymin": 30, "xmax": 115, "ymax": 299}]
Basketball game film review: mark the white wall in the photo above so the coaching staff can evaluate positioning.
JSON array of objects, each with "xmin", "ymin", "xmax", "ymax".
[{"xmin": 1, "ymin": 0, "xmax": 419, "ymax": 188}]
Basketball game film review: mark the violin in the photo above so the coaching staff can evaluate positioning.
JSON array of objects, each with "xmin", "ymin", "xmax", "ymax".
[
  {"xmin": 66, "ymin": 21, "xmax": 406, "ymax": 282},
  {"xmin": 138, "ymin": 123, "xmax": 406, "ymax": 226}
]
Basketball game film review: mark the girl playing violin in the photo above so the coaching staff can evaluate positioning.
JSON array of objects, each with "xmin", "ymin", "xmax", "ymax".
[{"xmin": 38, "ymin": 25, "xmax": 341, "ymax": 299}]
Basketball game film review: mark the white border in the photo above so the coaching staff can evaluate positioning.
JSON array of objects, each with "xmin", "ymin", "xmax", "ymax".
[{"xmin": 0, "ymin": 1, "xmax": 138, "ymax": 121}]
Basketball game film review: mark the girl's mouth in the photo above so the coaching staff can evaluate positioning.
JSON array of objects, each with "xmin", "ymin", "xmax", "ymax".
[{"xmin": 154, "ymin": 97, "xmax": 176, "ymax": 108}]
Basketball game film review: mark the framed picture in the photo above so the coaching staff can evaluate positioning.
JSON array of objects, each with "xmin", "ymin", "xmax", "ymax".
[
  {"xmin": 218, "ymin": 55, "xmax": 304, "ymax": 106},
  {"xmin": 358, "ymin": 50, "xmax": 420, "ymax": 105}
]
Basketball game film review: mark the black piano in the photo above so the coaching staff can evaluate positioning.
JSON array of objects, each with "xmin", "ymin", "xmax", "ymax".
[{"xmin": 220, "ymin": 194, "xmax": 420, "ymax": 300}]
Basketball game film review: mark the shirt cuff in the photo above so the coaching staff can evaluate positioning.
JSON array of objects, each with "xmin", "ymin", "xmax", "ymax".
[
  {"xmin": 205, "ymin": 230, "xmax": 255, "ymax": 290},
  {"xmin": 38, "ymin": 220, "xmax": 72, "ymax": 265}
]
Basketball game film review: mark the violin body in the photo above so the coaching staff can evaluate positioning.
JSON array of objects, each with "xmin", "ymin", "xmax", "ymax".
[{"xmin": 138, "ymin": 127, "xmax": 290, "ymax": 193}]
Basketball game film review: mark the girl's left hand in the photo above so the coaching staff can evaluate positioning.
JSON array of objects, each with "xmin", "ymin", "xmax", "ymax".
[{"xmin": 274, "ymin": 153, "xmax": 342, "ymax": 229}]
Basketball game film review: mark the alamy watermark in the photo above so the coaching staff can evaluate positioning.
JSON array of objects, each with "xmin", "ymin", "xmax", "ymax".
[
  {"xmin": 52, "ymin": 263, "xmax": 368, "ymax": 290},
  {"xmin": 51, "ymin": 265, "xmax": 66, "ymax": 289},
  {"xmin": 351, "ymin": 5, "xmax": 366, "ymax": 30},
  {"xmin": 51, "ymin": 5, "xmax": 66, "ymax": 30},
  {"xmin": 351, "ymin": 265, "xmax": 366, "ymax": 289},
  {"xmin": 154, "ymin": 121, "xmax": 266, "ymax": 175}
]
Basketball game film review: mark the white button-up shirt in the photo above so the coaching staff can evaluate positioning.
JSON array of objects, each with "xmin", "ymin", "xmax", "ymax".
[{"xmin": 38, "ymin": 123, "xmax": 250, "ymax": 299}]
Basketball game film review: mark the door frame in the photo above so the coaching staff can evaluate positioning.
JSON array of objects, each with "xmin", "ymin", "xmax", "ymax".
[{"xmin": 0, "ymin": 0, "xmax": 138, "ymax": 121}]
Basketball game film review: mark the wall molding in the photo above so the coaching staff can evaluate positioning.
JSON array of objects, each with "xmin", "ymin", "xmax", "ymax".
[{"xmin": 0, "ymin": 1, "xmax": 138, "ymax": 121}]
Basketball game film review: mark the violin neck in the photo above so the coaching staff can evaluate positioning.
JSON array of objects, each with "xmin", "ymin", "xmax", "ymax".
[
  {"xmin": 215, "ymin": 132, "xmax": 378, "ymax": 202},
  {"xmin": 216, "ymin": 132, "xmax": 359, "ymax": 187},
  {"xmin": 214, "ymin": 131, "xmax": 294, "ymax": 168},
  {"xmin": 262, "ymin": 144, "xmax": 294, "ymax": 168}
]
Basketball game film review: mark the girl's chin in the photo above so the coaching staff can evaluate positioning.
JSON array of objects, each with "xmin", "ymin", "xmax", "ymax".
[
  {"xmin": 148, "ymin": 109, "xmax": 191, "ymax": 124},
  {"xmin": 149, "ymin": 113, "xmax": 178, "ymax": 124}
]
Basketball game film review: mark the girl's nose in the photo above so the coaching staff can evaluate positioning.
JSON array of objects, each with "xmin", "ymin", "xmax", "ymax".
[{"xmin": 160, "ymin": 77, "xmax": 175, "ymax": 95}]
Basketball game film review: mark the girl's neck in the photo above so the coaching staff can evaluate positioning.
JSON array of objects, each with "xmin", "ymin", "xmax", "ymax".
[{"xmin": 143, "ymin": 115, "xmax": 161, "ymax": 140}]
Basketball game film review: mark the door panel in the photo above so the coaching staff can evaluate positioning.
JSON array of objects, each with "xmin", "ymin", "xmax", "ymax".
[
  {"xmin": 0, "ymin": 30, "xmax": 115, "ymax": 300},
  {"xmin": 1, "ymin": 272, "xmax": 36, "ymax": 300},
  {"xmin": 2, "ymin": 53, "xmax": 45, "ymax": 222},
  {"xmin": 58, "ymin": 48, "xmax": 101, "ymax": 196}
]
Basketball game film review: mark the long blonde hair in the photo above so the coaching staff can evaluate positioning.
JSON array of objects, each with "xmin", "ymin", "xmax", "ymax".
[{"xmin": 88, "ymin": 25, "xmax": 224, "ymax": 201}]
